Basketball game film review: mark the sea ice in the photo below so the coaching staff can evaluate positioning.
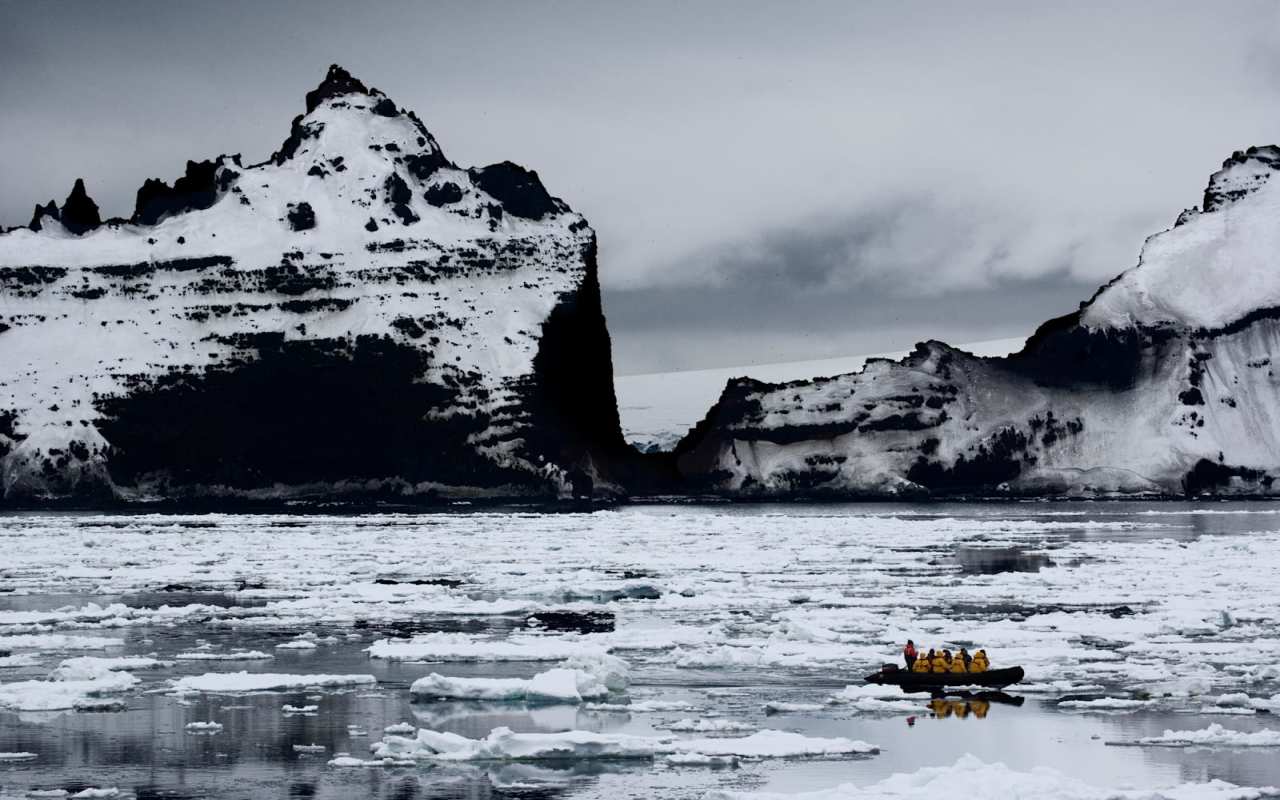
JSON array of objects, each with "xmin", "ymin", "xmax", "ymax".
[
  {"xmin": 370, "ymin": 726, "xmax": 877, "ymax": 762},
  {"xmin": 410, "ymin": 667, "xmax": 611, "ymax": 704},
  {"xmin": 282, "ymin": 704, "xmax": 318, "ymax": 714},
  {"xmin": 704, "ymin": 754, "xmax": 1275, "ymax": 799},
  {"xmin": 275, "ymin": 640, "xmax": 318, "ymax": 650},
  {"xmin": 52, "ymin": 656, "xmax": 171, "ymax": 681},
  {"xmin": 0, "ymin": 671, "xmax": 138, "ymax": 711},
  {"xmin": 173, "ymin": 650, "xmax": 273, "ymax": 661},
  {"xmin": 658, "ymin": 718, "xmax": 756, "ymax": 733},
  {"xmin": 1107, "ymin": 723, "xmax": 1280, "ymax": 748},
  {"xmin": 366, "ymin": 632, "xmax": 606, "ymax": 662},
  {"xmin": 168, "ymin": 672, "xmax": 376, "ymax": 694}
]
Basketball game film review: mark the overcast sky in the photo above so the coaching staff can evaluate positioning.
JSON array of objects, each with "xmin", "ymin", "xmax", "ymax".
[{"xmin": 4, "ymin": 1, "xmax": 1279, "ymax": 373}]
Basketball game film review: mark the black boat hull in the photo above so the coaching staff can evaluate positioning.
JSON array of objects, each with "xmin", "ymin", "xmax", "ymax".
[{"xmin": 866, "ymin": 665, "xmax": 1025, "ymax": 689}]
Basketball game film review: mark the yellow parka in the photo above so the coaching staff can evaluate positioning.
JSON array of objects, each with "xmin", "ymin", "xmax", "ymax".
[
  {"xmin": 970, "ymin": 651, "xmax": 989, "ymax": 673},
  {"xmin": 931, "ymin": 653, "xmax": 948, "ymax": 673},
  {"xmin": 949, "ymin": 655, "xmax": 968, "ymax": 674},
  {"xmin": 912, "ymin": 656, "xmax": 931, "ymax": 673}
]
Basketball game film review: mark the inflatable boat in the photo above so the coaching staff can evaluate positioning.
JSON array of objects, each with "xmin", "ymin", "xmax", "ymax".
[{"xmin": 865, "ymin": 664, "xmax": 1025, "ymax": 690}]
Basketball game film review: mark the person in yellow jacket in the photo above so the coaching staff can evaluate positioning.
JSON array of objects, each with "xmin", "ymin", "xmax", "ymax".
[
  {"xmin": 949, "ymin": 650, "xmax": 968, "ymax": 674},
  {"xmin": 913, "ymin": 651, "xmax": 933, "ymax": 673},
  {"xmin": 931, "ymin": 650, "xmax": 949, "ymax": 673},
  {"xmin": 970, "ymin": 649, "xmax": 989, "ymax": 673}
]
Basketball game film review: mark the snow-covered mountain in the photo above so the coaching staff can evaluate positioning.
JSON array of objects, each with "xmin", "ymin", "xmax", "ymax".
[
  {"xmin": 0, "ymin": 66, "xmax": 637, "ymax": 504},
  {"xmin": 614, "ymin": 338, "xmax": 1025, "ymax": 453},
  {"xmin": 675, "ymin": 145, "xmax": 1280, "ymax": 498}
]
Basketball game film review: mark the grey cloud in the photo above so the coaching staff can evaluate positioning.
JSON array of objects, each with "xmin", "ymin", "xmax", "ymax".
[{"xmin": 3, "ymin": 0, "xmax": 1279, "ymax": 373}]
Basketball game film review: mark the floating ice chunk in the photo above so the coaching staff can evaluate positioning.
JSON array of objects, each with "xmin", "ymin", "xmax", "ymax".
[
  {"xmin": 663, "ymin": 752, "xmax": 738, "ymax": 766},
  {"xmin": 0, "ymin": 751, "xmax": 37, "ymax": 760},
  {"xmin": 370, "ymin": 726, "xmax": 877, "ymax": 762},
  {"xmin": 174, "ymin": 650, "xmax": 273, "ymax": 661},
  {"xmin": 658, "ymin": 718, "xmax": 756, "ymax": 733},
  {"xmin": 0, "ymin": 654, "xmax": 43, "ymax": 669},
  {"xmin": 562, "ymin": 652, "xmax": 630, "ymax": 692},
  {"xmin": 185, "ymin": 721, "xmax": 223, "ymax": 733},
  {"xmin": 0, "ymin": 671, "xmax": 138, "ymax": 711},
  {"xmin": 675, "ymin": 730, "xmax": 878, "ymax": 759},
  {"xmin": 276, "ymin": 640, "xmax": 318, "ymax": 650},
  {"xmin": 0, "ymin": 634, "xmax": 123, "ymax": 651},
  {"xmin": 1058, "ymin": 698, "xmax": 1155, "ymax": 712},
  {"xmin": 169, "ymin": 672, "xmax": 376, "ymax": 694},
  {"xmin": 585, "ymin": 699, "xmax": 701, "ymax": 713},
  {"xmin": 366, "ymin": 633, "xmax": 606, "ymax": 662},
  {"xmin": 1213, "ymin": 693, "xmax": 1254, "ymax": 707},
  {"xmin": 384, "ymin": 722, "xmax": 416, "ymax": 735},
  {"xmin": 347, "ymin": 725, "xmax": 368, "ymax": 736},
  {"xmin": 282, "ymin": 704, "xmax": 318, "ymax": 714},
  {"xmin": 1019, "ymin": 681, "xmax": 1106, "ymax": 695},
  {"xmin": 293, "ymin": 743, "xmax": 326, "ymax": 753},
  {"xmin": 70, "ymin": 789, "xmax": 119, "ymax": 799},
  {"xmin": 704, "ymin": 754, "xmax": 1275, "ymax": 799},
  {"xmin": 52, "ymin": 656, "xmax": 171, "ymax": 681},
  {"xmin": 828, "ymin": 684, "xmax": 926, "ymax": 713},
  {"xmin": 328, "ymin": 755, "xmax": 413, "ymax": 767},
  {"xmin": 1108, "ymin": 723, "xmax": 1280, "ymax": 748},
  {"xmin": 765, "ymin": 702, "xmax": 826, "ymax": 713},
  {"xmin": 1197, "ymin": 706, "xmax": 1257, "ymax": 716},
  {"xmin": 410, "ymin": 667, "xmax": 608, "ymax": 704}
]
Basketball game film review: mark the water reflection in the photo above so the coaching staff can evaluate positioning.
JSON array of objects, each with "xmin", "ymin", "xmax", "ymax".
[{"xmin": 955, "ymin": 545, "xmax": 1053, "ymax": 574}]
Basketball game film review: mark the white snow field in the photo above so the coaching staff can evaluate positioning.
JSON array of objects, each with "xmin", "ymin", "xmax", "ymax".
[{"xmin": 2, "ymin": 505, "xmax": 1280, "ymax": 798}]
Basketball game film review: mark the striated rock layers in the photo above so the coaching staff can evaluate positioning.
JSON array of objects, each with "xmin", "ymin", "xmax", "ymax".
[
  {"xmin": 675, "ymin": 146, "xmax": 1280, "ymax": 498},
  {"xmin": 0, "ymin": 66, "xmax": 640, "ymax": 505}
]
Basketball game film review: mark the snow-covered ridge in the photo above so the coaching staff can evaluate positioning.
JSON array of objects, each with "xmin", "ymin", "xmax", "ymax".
[
  {"xmin": 1083, "ymin": 145, "xmax": 1280, "ymax": 332},
  {"xmin": 0, "ymin": 65, "xmax": 632, "ymax": 504},
  {"xmin": 675, "ymin": 144, "xmax": 1280, "ymax": 498}
]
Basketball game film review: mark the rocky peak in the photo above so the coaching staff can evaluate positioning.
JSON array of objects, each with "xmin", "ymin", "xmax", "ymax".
[
  {"xmin": 27, "ymin": 199, "xmax": 59, "ymax": 232},
  {"xmin": 305, "ymin": 64, "xmax": 376, "ymax": 114},
  {"xmin": 59, "ymin": 178, "xmax": 102, "ymax": 235},
  {"xmin": 1202, "ymin": 144, "xmax": 1280, "ymax": 213}
]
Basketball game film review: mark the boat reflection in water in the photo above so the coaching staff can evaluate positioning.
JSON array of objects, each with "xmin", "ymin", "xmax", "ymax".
[{"xmin": 923, "ymin": 691, "xmax": 1024, "ymax": 720}]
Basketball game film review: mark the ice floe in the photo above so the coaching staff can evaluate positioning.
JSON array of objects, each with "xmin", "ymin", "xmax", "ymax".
[
  {"xmin": 51, "ymin": 656, "xmax": 171, "ymax": 681},
  {"xmin": 657, "ymin": 718, "xmax": 756, "ymax": 733},
  {"xmin": 369, "ymin": 726, "xmax": 878, "ymax": 762},
  {"xmin": 184, "ymin": 721, "xmax": 223, "ymax": 733},
  {"xmin": 0, "ymin": 751, "xmax": 38, "ymax": 760},
  {"xmin": 0, "ymin": 634, "xmax": 123, "ymax": 651},
  {"xmin": 282, "ymin": 704, "xmax": 318, "ymax": 714},
  {"xmin": 275, "ymin": 639, "xmax": 318, "ymax": 650},
  {"xmin": 0, "ymin": 670, "xmax": 138, "ymax": 711},
  {"xmin": 173, "ymin": 650, "xmax": 273, "ymax": 661},
  {"xmin": 168, "ymin": 672, "xmax": 376, "ymax": 694},
  {"xmin": 1057, "ymin": 697, "xmax": 1156, "ymax": 712},
  {"xmin": 704, "ymin": 754, "xmax": 1276, "ymax": 799},
  {"xmin": 366, "ymin": 632, "xmax": 606, "ymax": 662},
  {"xmin": 827, "ymin": 685, "xmax": 927, "ymax": 714},
  {"xmin": 1107, "ymin": 723, "xmax": 1280, "ymax": 748},
  {"xmin": 411, "ymin": 667, "xmax": 610, "ymax": 704}
]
